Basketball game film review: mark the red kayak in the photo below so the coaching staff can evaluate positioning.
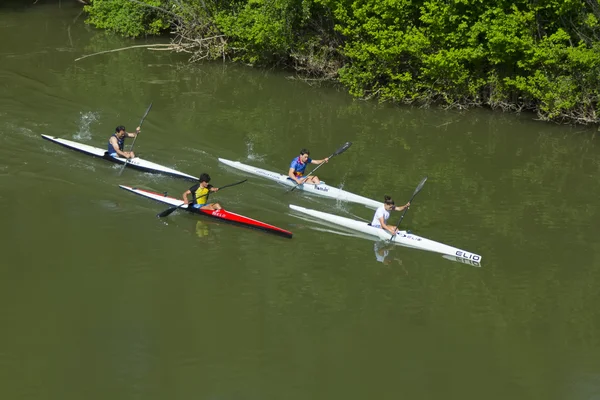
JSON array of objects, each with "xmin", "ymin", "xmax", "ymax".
[{"xmin": 119, "ymin": 185, "xmax": 293, "ymax": 239}]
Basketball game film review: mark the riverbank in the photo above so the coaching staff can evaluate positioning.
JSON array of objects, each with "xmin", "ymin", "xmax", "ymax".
[{"xmin": 80, "ymin": 0, "xmax": 600, "ymax": 126}]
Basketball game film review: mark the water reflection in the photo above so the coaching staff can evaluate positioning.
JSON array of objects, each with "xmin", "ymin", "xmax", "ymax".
[
  {"xmin": 373, "ymin": 241, "xmax": 403, "ymax": 266},
  {"xmin": 195, "ymin": 220, "xmax": 209, "ymax": 238}
]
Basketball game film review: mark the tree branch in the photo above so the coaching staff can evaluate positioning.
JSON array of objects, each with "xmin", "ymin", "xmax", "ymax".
[{"xmin": 74, "ymin": 43, "xmax": 173, "ymax": 62}]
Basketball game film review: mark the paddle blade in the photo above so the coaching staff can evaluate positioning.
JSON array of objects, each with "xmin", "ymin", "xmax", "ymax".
[
  {"xmin": 157, "ymin": 206, "xmax": 179, "ymax": 218},
  {"xmin": 412, "ymin": 176, "xmax": 428, "ymax": 198},
  {"xmin": 332, "ymin": 141, "xmax": 352, "ymax": 157}
]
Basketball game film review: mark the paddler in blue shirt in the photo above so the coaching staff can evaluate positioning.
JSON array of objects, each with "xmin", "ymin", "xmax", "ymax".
[
  {"xmin": 182, "ymin": 173, "xmax": 222, "ymax": 211},
  {"xmin": 288, "ymin": 148, "xmax": 329, "ymax": 185},
  {"xmin": 108, "ymin": 125, "xmax": 140, "ymax": 159}
]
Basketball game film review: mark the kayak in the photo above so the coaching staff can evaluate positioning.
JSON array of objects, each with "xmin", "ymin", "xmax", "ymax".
[
  {"xmin": 289, "ymin": 204, "xmax": 481, "ymax": 263},
  {"xmin": 119, "ymin": 185, "xmax": 293, "ymax": 238},
  {"xmin": 218, "ymin": 158, "xmax": 382, "ymax": 209},
  {"xmin": 41, "ymin": 135, "xmax": 198, "ymax": 181}
]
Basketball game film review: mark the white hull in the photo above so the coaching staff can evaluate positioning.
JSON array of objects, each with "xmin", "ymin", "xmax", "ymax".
[
  {"xmin": 218, "ymin": 158, "xmax": 382, "ymax": 209},
  {"xmin": 289, "ymin": 204, "xmax": 482, "ymax": 263},
  {"xmin": 119, "ymin": 185, "xmax": 188, "ymax": 208},
  {"xmin": 42, "ymin": 135, "xmax": 198, "ymax": 180}
]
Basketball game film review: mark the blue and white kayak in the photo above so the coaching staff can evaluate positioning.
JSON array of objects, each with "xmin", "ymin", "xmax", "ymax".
[
  {"xmin": 41, "ymin": 134, "xmax": 197, "ymax": 180},
  {"xmin": 289, "ymin": 204, "xmax": 482, "ymax": 264},
  {"xmin": 218, "ymin": 158, "xmax": 382, "ymax": 209}
]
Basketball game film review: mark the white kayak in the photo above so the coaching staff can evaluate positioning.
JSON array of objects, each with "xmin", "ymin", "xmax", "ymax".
[
  {"xmin": 289, "ymin": 204, "xmax": 482, "ymax": 263},
  {"xmin": 41, "ymin": 134, "xmax": 198, "ymax": 180},
  {"xmin": 218, "ymin": 158, "xmax": 382, "ymax": 209}
]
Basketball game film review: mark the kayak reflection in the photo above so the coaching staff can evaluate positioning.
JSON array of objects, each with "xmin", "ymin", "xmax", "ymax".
[{"xmin": 373, "ymin": 242, "xmax": 403, "ymax": 266}]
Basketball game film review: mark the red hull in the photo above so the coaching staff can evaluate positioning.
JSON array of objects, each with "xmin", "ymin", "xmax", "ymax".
[{"xmin": 128, "ymin": 187, "xmax": 293, "ymax": 238}]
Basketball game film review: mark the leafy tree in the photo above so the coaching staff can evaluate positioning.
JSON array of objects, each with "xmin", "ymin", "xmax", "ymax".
[{"xmin": 84, "ymin": 0, "xmax": 171, "ymax": 37}]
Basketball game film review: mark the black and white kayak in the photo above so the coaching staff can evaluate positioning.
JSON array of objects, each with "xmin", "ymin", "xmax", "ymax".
[
  {"xmin": 41, "ymin": 135, "xmax": 198, "ymax": 180},
  {"xmin": 289, "ymin": 204, "xmax": 482, "ymax": 264}
]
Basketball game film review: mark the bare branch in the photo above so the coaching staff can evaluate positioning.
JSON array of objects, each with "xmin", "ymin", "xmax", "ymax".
[{"xmin": 74, "ymin": 43, "xmax": 173, "ymax": 62}]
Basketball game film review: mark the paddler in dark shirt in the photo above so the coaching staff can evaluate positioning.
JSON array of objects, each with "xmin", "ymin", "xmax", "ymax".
[
  {"xmin": 182, "ymin": 173, "xmax": 222, "ymax": 210},
  {"xmin": 108, "ymin": 125, "xmax": 140, "ymax": 159}
]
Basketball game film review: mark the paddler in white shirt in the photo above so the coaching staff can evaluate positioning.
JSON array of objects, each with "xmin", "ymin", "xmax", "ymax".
[{"xmin": 371, "ymin": 195, "xmax": 410, "ymax": 235}]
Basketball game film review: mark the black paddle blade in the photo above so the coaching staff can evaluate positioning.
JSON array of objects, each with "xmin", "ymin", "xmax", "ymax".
[
  {"xmin": 333, "ymin": 141, "xmax": 352, "ymax": 157},
  {"xmin": 157, "ymin": 206, "xmax": 179, "ymax": 218}
]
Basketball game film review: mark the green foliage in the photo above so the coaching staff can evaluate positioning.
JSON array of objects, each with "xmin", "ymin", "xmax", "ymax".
[
  {"xmin": 213, "ymin": 0, "xmax": 324, "ymax": 66},
  {"xmin": 323, "ymin": 0, "xmax": 600, "ymax": 122},
  {"xmin": 83, "ymin": 0, "xmax": 600, "ymax": 123},
  {"xmin": 84, "ymin": 0, "xmax": 170, "ymax": 38}
]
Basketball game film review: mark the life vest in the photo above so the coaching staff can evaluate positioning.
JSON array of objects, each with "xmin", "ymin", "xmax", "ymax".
[{"xmin": 107, "ymin": 133, "xmax": 124, "ymax": 154}]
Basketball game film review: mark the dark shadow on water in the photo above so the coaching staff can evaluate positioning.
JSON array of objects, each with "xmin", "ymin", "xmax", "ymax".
[{"xmin": 0, "ymin": 0, "xmax": 82, "ymax": 10}]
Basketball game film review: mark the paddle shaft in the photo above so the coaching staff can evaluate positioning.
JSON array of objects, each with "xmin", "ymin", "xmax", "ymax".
[
  {"xmin": 289, "ymin": 142, "xmax": 352, "ymax": 192},
  {"xmin": 389, "ymin": 176, "xmax": 427, "ymax": 241},
  {"xmin": 204, "ymin": 179, "xmax": 247, "ymax": 202},
  {"xmin": 127, "ymin": 103, "xmax": 152, "ymax": 153},
  {"xmin": 119, "ymin": 103, "xmax": 152, "ymax": 175}
]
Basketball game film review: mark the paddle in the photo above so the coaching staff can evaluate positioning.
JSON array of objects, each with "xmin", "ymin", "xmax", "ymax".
[
  {"xmin": 156, "ymin": 179, "xmax": 247, "ymax": 218},
  {"xmin": 288, "ymin": 141, "xmax": 352, "ymax": 193},
  {"xmin": 118, "ymin": 102, "xmax": 153, "ymax": 175},
  {"xmin": 388, "ymin": 176, "xmax": 427, "ymax": 242}
]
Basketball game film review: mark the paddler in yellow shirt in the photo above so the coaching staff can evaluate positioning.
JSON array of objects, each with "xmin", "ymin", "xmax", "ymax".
[{"xmin": 182, "ymin": 173, "xmax": 222, "ymax": 210}]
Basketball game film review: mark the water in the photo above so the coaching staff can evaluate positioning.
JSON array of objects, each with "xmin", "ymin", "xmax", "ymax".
[{"xmin": 0, "ymin": 3, "xmax": 599, "ymax": 399}]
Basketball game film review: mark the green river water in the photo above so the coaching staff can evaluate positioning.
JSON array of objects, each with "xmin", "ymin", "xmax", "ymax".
[{"xmin": 1, "ymin": 2, "xmax": 599, "ymax": 399}]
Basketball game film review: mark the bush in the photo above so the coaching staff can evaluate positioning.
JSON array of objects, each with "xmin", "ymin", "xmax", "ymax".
[{"xmin": 84, "ymin": 0, "xmax": 171, "ymax": 38}]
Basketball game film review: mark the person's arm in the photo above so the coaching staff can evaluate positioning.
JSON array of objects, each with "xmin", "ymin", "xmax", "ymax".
[
  {"xmin": 210, "ymin": 187, "xmax": 219, "ymax": 192},
  {"xmin": 379, "ymin": 216, "xmax": 397, "ymax": 235},
  {"xmin": 109, "ymin": 137, "xmax": 132, "ymax": 158},
  {"xmin": 182, "ymin": 189, "xmax": 192, "ymax": 205},
  {"xmin": 394, "ymin": 202, "xmax": 410, "ymax": 212},
  {"xmin": 288, "ymin": 167, "xmax": 304, "ymax": 184},
  {"xmin": 126, "ymin": 126, "xmax": 141, "ymax": 138},
  {"xmin": 311, "ymin": 157, "xmax": 329, "ymax": 165}
]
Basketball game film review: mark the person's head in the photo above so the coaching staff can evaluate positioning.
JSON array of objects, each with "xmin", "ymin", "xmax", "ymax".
[
  {"xmin": 199, "ymin": 173, "xmax": 211, "ymax": 187},
  {"xmin": 115, "ymin": 125, "xmax": 126, "ymax": 138},
  {"xmin": 384, "ymin": 195, "xmax": 395, "ymax": 210},
  {"xmin": 299, "ymin": 148, "xmax": 310, "ymax": 163}
]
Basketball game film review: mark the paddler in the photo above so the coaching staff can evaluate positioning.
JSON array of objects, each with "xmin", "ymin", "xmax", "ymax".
[
  {"xmin": 371, "ymin": 195, "xmax": 411, "ymax": 235},
  {"xmin": 108, "ymin": 125, "xmax": 140, "ymax": 159},
  {"xmin": 288, "ymin": 148, "xmax": 329, "ymax": 185},
  {"xmin": 182, "ymin": 173, "xmax": 222, "ymax": 210}
]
